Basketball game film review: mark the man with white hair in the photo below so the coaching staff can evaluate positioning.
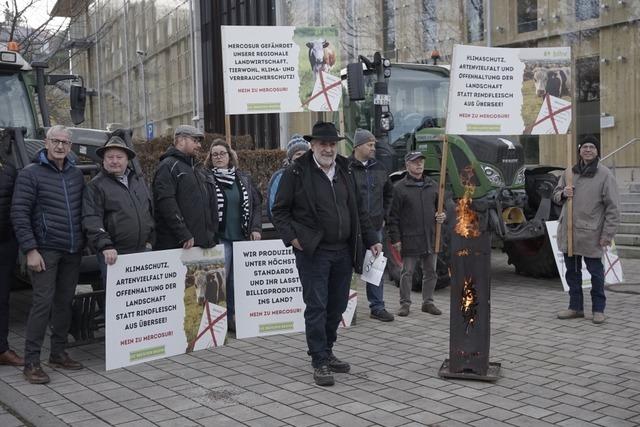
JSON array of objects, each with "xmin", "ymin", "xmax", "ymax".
[{"xmin": 11, "ymin": 125, "xmax": 85, "ymax": 384}]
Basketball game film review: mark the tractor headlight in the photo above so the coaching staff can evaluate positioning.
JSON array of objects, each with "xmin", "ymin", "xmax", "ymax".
[
  {"xmin": 513, "ymin": 167, "xmax": 526, "ymax": 186},
  {"xmin": 481, "ymin": 164, "xmax": 505, "ymax": 187}
]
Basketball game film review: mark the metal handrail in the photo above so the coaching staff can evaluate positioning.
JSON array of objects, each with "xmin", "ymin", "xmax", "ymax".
[{"xmin": 601, "ymin": 137, "xmax": 640, "ymax": 162}]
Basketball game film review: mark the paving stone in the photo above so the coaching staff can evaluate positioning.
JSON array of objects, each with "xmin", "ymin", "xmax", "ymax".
[
  {"xmin": 0, "ymin": 413, "xmax": 24, "ymax": 427},
  {"xmin": 94, "ymin": 407, "xmax": 142, "ymax": 424}
]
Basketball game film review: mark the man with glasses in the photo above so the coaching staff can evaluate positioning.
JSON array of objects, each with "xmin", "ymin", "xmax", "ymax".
[
  {"xmin": 553, "ymin": 135, "xmax": 620, "ymax": 324},
  {"xmin": 153, "ymin": 125, "xmax": 218, "ymax": 250},
  {"xmin": 11, "ymin": 125, "xmax": 85, "ymax": 383}
]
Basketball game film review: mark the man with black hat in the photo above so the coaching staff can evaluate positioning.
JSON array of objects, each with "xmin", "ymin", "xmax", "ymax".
[
  {"xmin": 349, "ymin": 128, "xmax": 394, "ymax": 322},
  {"xmin": 83, "ymin": 132, "xmax": 154, "ymax": 289},
  {"xmin": 272, "ymin": 121, "xmax": 382, "ymax": 387},
  {"xmin": 553, "ymin": 135, "xmax": 620, "ymax": 324},
  {"xmin": 153, "ymin": 125, "xmax": 217, "ymax": 250},
  {"xmin": 387, "ymin": 151, "xmax": 446, "ymax": 318}
]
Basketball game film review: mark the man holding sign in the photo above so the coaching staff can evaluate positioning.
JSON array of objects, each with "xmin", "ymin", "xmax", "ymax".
[
  {"xmin": 272, "ymin": 121, "xmax": 381, "ymax": 387},
  {"xmin": 553, "ymin": 136, "xmax": 620, "ymax": 324}
]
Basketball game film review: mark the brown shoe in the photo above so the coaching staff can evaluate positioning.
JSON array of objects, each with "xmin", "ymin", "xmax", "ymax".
[
  {"xmin": 0, "ymin": 349, "xmax": 25, "ymax": 366},
  {"xmin": 557, "ymin": 309, "xmax": 584, "ymax": 319},
  {"xmin": 23, "ymin": 363, "xmax": 50, "ymax": 384},
  {"xmin": 48, "ymin": 352, "xmax": 84, "ymax": 370}
]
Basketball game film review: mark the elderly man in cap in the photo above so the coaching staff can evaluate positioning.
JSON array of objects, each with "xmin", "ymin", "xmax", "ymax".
[
  {"xmin": 83, "ymin": 131, "xmax": 154, "ymax": 289},
  {"xmin": 387, "ymin": 151, "xmax": 446, "ymax": 317},
  {"xmin": 553, "ymin": 135, "xmax": 619, "ymax": 324},
  {"xmin": 349, "ymin": 128, "xmax": 394, "ymax": 322},
  {"xmin": 11, "ymin": 125, "xmax": 85, "ymax": 383},
  {"xmin": 272, "ymin": 121, "xmax": 381, "ymax": 387},
  {"xmin": 153, "ymin": 125, "xmax": 218, "ymax": 250}
]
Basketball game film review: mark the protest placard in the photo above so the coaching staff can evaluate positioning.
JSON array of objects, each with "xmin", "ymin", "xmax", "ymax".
[
  {"xmin": 545, "ymin": 221, "xmax": 624, "ymax": 291},
  {"xmin": 221, "ymin": 25, "xmax": 340, "ymax": 114},
  {"xmin": 446, "ymin": 45, "xmax": 571, "ymax": 135},
  {"xmin": 105, "ymin": 247, "xmax": 226, "ymax": 370}
]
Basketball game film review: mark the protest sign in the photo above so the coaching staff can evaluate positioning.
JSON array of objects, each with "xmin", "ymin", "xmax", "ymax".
[
  {"xmin": 221, "ymin": 25, "xmax": 340, "ymax": 114},
  {"xmin": 339, "ymin": 289, "xmax": 358, "ymax": 328},
  {"xmin": 545, "ymin": 221, "xmax": 624, "ymax": 291},
  {"xmin": 105, "ymin": 247, "xmax": 226, "ymax": 370},
  {"xmin": 446, "ymin": 45, "xmax": 571, "ymax": 135},
  {"xmin": 233, "ymin": 240, "xmax": 305, "ymax": 339}
]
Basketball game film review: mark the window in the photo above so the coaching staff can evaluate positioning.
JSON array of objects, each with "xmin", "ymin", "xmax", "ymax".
[
  {"xmin": 576, "ymin": 0, "xmax": 599, "ymax": 21},
  {"xmin": 466, "ymin": 0, "xmax": 484, "ymax": 43},
  {"xmin": 517, "ymin": 0, "xmax": 537, "ymax": 33}
]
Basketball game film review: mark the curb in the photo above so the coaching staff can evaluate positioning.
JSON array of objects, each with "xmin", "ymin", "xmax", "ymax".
[{"xmin": 0, "ymin": 378, "xmax": 66, "ymax": 427}]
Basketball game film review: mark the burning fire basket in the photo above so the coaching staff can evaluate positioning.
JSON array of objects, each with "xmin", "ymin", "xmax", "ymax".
[{"xmin": 438, "ymin": 183, "xmax": 501, "ymax": 381}]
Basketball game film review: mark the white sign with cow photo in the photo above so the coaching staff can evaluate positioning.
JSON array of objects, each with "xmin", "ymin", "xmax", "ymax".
[
  {"xmin": 446, "ymin": 45, "xmax": 571, "ymax": 136},
  {"xmin": 105, "ymin": 247, "xmax": 227, "ymax": 370},
  {"xmin": 220, "ymin": 25, "xmax": 341, "ymax": 114}
]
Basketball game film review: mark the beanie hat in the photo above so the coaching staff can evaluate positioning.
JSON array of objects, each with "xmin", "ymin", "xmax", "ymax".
[
  {"xmin": 353, "ymin": 128, "xmax": 376, "ymax": 148},
  {"xmin": 286, "ymin": 134, "xmax": 310, "ymax": 161},
  {"xmin": 578, "ymin": 135, "xmax": 600, "ymax": 156}
]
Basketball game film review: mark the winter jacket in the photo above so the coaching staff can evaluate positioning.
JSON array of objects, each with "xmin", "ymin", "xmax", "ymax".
[
  {"xmin": 387, "ymin": 173, "xmax": 439, "ymax": 257},
  {"xmin": 152, "ymin": 147, "xmax": 218, "ymax": 250},
  {"xmin": 11, "ymin": 149, "xmax": 84, "ymax": 254},
  {"xmin": 266, "ymin": 167, "xmax": 285, "ymax": 223},
  {"xmin": 552, "ymin": 162, "xmax": 620, "ymax": 258},
  {"xmin": 0, "ymin": 158, "xmax": 17, "ymax": 240},
  {"xmin": 83, "ymin": 168, "xmax": 155, "ymax": 254},
  {"xmin": 272, "ymin": 150, "xmax": 379, "ymax": 273},
  {"xmin": 348, "ymin": 156, "xmax": 392, "ymax": 230}
]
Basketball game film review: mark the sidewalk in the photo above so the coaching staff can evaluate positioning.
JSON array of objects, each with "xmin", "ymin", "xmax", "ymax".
[{"xmin": 1, "ymin": 250, "xmax": 639, "ymax": 427}]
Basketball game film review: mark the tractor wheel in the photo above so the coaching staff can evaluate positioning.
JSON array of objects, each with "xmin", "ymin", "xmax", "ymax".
[{"xmin": 503, "ymin": 232, "xmax": 558, "ymax": 278}]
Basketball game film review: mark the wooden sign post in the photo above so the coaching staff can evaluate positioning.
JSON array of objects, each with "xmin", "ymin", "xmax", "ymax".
[{"xmin": 435, "ymin": 135, "xmax": 449, "ymax": 253}]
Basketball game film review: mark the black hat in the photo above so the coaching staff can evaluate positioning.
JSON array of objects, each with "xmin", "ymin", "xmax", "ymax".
[
  {"xmin": 96, "ymin": 136, "xmax": 136, "ymax": 159},
  {"xmin": 578, "ymin": 135, "xmax": 600, "ymax": 155},
  {"xmin": 303, "ymin": 121, "xmax": 345, "ymax": 142},
  {"xmin": 405, "ymin": 151, "xmax": 425, "ymax": 162}
]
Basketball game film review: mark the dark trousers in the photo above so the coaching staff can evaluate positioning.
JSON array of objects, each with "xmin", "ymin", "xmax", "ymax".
[
  {"xmin": 24, "ymin": 249, "xmax": 81, "ymax": 364},
  {"xmin": 564, "ymin": 254, "xmax": 606, "ymax": 313},
  {"xmin": 0, "ymin": 234, "xmax": 18, "ymax": 353},
  {"xmin": 294, "ymin": 247, "xmax": 352, "ymax": 368},
  {"xmin": 221, "ymin": 239, "xmax": 236, "ymax": 322}
]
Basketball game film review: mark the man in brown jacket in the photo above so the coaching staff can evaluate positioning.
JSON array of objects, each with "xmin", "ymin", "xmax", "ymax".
[{"xmin": 553, "ymin": 136, "xmax": 620, "ymax": 324}]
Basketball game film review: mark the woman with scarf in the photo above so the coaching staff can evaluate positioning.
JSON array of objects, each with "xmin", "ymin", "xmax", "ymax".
[
  {"xmin": 552, "ymin": 135, "xmax": 620, "ymax": 325},
  {"xmin": 205, "ymin": 139, "xmax": 262, "ymax": 331}
]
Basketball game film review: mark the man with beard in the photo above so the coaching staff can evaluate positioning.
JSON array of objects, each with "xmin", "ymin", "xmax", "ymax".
[
  {"xmin": 272, "ymin": 121, "xmax": 381, "ymax": 387},
  {"xmin": 553, "ymin": 136, "xmax": 620, "ymax": 324}
]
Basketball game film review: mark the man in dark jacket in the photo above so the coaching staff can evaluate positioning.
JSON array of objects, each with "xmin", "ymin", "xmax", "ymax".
[
  {"xmin": 272, "ymin": 121, "xmax": 381, "ymax": 387},
  {"xmin": 153, "ymin": 125, "xmax": 217, "ymax": 250},
  {"xmin": 0, "ymin": 152, "xmax": 23, "ymax": 367},
  {"xmin": 349, "ymin": 128, "xmax": 394, "ymax": 322},
  {"xmin": 387, "ymin": 151, "xmax": 446, "ymax": 317},
  {"xmin": 11, "ymin": 125, "xmax": 85, "ymax": 384},
  {"xmin": 83, "ymin": 134, "xmax": 154, "ymax": 289}
]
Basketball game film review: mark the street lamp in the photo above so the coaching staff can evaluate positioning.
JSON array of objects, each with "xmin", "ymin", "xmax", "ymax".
[{"xmin": 136, "ymin": 50, "xmax": 149, "ymax": 141}]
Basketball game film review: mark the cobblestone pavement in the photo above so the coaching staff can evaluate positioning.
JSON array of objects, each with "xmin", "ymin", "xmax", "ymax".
[{"xmin": 1, "ymin": 250, "xmax": 639, "ymax": 426}]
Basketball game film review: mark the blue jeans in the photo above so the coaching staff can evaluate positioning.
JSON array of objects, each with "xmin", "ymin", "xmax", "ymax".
[
  {"xmin": 294, "ymin": 247, "xmax": 352, "ymax": 368},
  {"xmin": 366, "ymin": 229, "xmax": 385, "ymax": 313},
  {"xmin": 564, "ymin": 254, "xmax": 606, "ymax": 313},
  {"xmin": 221, "ymin": 239, "xmax": 235, "ymax": 322}
]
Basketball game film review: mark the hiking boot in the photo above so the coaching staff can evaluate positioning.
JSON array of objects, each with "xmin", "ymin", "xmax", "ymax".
[
  {"xmin": 370, "ymin": 309, "xmax": 394, "ymax": 322},
  {"xmin": 422, "ymin": 302, "xmax": 442, "ymax": 315},
  {"xmin": 313, "ymin": 364, "xmax": 334, "ymax": 386},
  {"xmin": 23, "ymin": 363, "xmax": 50, "ymax": 384},
  {"xmin": 0, "ymin": 349, "xmax": 25, "ymax": 366},
  {"xmin": 397, "ymin": 305, "xmax": 410, "ymax": 317},
  {"xmin": 327, "ymin": 354, "xmax": 350, "ymax": 373},
  {"xmin": 592, "ymin": 312, "xmax": 606, "ymax": 324},
  {"xmin": 48, "ymin": 352, "xmax": 83, "ymax": 370},
  {"xmin": 557, "ymin": 309, "xmax": 584, "ymax": 319}
]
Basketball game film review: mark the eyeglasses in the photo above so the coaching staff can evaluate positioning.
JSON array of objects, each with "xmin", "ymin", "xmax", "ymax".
[
  {"xmin": 210, "ymin": 152, "xmax": 228, "ymax": 158},
  {"xmin": 48, "ymin": 138, "xmax": 72, "ymax": 147}
]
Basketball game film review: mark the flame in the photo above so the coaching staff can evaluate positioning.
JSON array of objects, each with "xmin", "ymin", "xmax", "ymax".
[
  {"xmin": 455, "ymin": 184, "xmax": 480, "ymax": 238},
  {"xmin": 461, "ymin": 276, "xmax": 478, "ymax": 333},
  {"xmin": 456, "ymin": 248, "xmax": 470, "ymax": 256}
]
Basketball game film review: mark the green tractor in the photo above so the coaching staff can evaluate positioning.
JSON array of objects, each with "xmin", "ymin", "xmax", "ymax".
[{"xmin": 342, "ymin": 54, "xmax": 562, "ymax": 289}]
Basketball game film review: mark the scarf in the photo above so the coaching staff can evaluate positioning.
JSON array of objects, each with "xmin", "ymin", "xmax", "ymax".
[
  {"xmin": 572, "ymin": 158, "xmax": 599, "ymax": 178},
  {"xmin": 213, "ymin": 167, "xmax": 251, "ymax": 237}
]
